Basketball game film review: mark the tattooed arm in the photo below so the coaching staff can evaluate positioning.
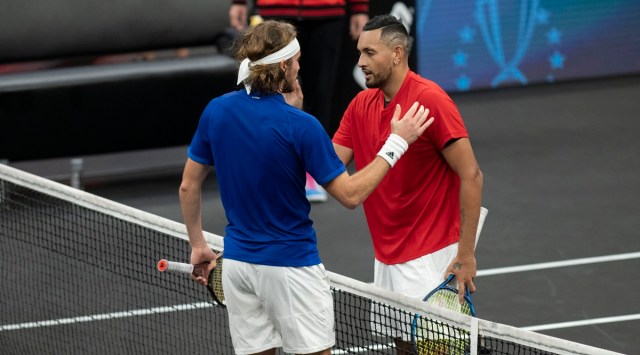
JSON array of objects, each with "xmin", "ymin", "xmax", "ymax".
[{"xmin": 442, "ymin": 138, "xmax": 484, "ymax": 303}]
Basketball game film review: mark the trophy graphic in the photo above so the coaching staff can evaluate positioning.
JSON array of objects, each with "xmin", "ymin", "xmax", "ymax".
[{"xmin": 476, "ymin": 0, "xmax": 540, "ymax": 87}]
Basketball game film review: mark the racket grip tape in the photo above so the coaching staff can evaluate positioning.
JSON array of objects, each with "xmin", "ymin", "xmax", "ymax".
[
  {"xmin": 157, "ymin": 259, "xmax": 194, "ymax": 274},
  {"xmin": 157, "ymin": 259, "xmax": 212, "ymax": 279}
]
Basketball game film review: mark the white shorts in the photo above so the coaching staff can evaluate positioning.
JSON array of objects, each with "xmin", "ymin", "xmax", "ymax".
[
  {"xmin": 372, "ymin": 243, "xmax": 458, "ymax": 340},
  {"xmin": 222, "ymin": 259, "xmax": 335, "ymax": 355}
]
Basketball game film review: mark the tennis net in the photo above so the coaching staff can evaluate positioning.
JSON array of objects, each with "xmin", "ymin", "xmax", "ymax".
[{"xmin": 0, "ymin": 164, "xmax": 620, "ymax": 355}]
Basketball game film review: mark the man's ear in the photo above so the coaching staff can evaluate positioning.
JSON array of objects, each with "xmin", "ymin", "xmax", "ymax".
[
  {"xmin": 279, "ymin": 60, "xmax": 287, "ymax": 72},
  {"xmin": 393, "ymin": 45, "xmax": 404, "ymax": 64}
]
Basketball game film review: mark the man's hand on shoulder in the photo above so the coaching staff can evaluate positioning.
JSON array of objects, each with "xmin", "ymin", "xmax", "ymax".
[{"xmin": 390, "ymin": 102, "xmax": 434, "ymax": 145}]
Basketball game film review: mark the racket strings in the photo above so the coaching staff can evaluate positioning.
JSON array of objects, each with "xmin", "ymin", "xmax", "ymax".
[
  {"xmin": 413, "ymin": 289, "xmax": 473, "ymax": 355},
  {"xmin": 210, "ymin": 256, "xmax": 225, "ymax": 303},
  {"xmin": 415, "ymin": 338, "xmax": 467, "ymax": 355},
  {"xmin": 426, "ymin": 289, "xmax": 472, "ymax": 315},
  {"xmin": 414, "ymin": 315, "xmax": 470, "ymax": 355}
]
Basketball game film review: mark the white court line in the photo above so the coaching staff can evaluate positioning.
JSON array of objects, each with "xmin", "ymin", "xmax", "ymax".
[
  {"xmin": 476, "ymin": 251, "xmax": 640, "ymax": 333},
  {"xmin": 0, "ymin": 302, "xmax": 213, "ymax": 332},
  {"xmin": 476, "ymin": 251, "xmax": 640, "ymax": 277},
  {"xmin": 4, "ymin": 252, "xmax": 639, "ymax": 336},
  {"xmin": 332, "ymin": 343, "xmax": 394, "ymax": 354},
  {"xmin": 523, "ymin": 314, "xmax": 640, "ymax": 332}
]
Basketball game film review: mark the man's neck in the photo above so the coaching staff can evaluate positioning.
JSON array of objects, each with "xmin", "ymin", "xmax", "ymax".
[{"xmin": 382, "ymin": 66, "xmax": 410, "ymax": 102}]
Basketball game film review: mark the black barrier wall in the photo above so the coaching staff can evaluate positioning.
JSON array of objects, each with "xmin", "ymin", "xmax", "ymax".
[
  {"xmin": 0, "ymin": 0, "xmax": 229, "ymax": 63},
  {"xmin": 0, "ymin": 0, "xmax": 414, "ymax": 162},
  {"xmin": 0, "ymin": 0, "xmax": 237, "ymax": 162}
]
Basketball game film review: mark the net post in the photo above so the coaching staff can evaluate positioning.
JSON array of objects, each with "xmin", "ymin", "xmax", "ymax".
[
  {"xmin": 0, "ymin": 160, "xmax": 7, "ymax": 204},
  {"xmin": 70, "ymin": 158, "xmax": 84, "ymax": 190}
]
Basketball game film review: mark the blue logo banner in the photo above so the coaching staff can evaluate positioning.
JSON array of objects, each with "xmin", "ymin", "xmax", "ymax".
[{"xmin": 415, "ymin": 0, "xmax": 640, "ymax": 92}]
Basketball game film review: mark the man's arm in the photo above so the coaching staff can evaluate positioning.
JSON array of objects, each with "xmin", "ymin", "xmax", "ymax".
[
  {"xmin": 349, "ymin": 14, "xmax": 369, "ymax": 40},
  {"xmin": 347, "ymin": 0, "xmax": 369, "ymax": 40},
  {"xmin": 333, "ymin": 143, "xmax": 354, "ymax": 167},
  {"xmin": 325, "ymin": 103, "xmax": 433, "ymax": 209},
  {"xmin": 324, "ymin": 155, "xmax": 390, "ymax": 209},
  {"xmin": 441, "ymin": 138, "xmax": 483, "ymax": 301},
  {"xmin": 179, "ymin": 158, "xmax": 218, "ymax": 285}
]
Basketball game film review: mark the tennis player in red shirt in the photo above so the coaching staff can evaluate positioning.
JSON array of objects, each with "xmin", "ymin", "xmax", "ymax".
[{"xmin": 332, "ymin": 14, "xmax": 484, "ymax": 352}]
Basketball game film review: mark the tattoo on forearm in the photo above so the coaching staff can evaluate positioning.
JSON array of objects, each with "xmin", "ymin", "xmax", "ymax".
[{"xmin": 453, "ymin": 262, "xmax": 462, "ymax": 270}]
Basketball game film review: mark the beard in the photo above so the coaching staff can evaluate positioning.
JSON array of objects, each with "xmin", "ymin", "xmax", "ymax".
[
  {"xmin": 280, "ymin": 73, "xmax": 296, "ymax": 93},
  {"xmin": 364, "ymin": 65, "xmax": 393, "ymax": 89},
  {"xmin": 280, "ymin": 82, "xmax": 294, "ymax": 93}
]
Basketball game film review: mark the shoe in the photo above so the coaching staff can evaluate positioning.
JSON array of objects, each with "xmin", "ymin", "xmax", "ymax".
[
  {"xmin": 305, "ymin": 173, "xmax": 327, "ymax": 203},
  {"xmin": 306, "ymin": 184, "xmax": 328, "ymax": 203}
]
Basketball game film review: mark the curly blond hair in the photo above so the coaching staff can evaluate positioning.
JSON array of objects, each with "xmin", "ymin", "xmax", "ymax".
[{"xmin": 233, "ymin": 20, "xmax": 297, "ymax": 94}]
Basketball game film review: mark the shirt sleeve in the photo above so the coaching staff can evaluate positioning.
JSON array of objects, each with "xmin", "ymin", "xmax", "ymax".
[
  {"xmin": 348, "ymin": 0, "xmax": 369, "ymax": 14},
  {"xmin": 420, "ymin": 89, "xmax": 468, "ymax": 150},
  {"xmin": 297, "ymin": 113, "xmax": 346, "ymax": 185},
  {"xmin": 187, "ymin": 101, "xmax": 216, "ymax": 166}
]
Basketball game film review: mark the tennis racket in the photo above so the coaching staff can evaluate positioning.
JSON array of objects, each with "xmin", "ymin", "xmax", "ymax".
[
  {"xmin": 423, "ymin": 273, "xmax": 476, "ymax": 315},
  {"xmin": 157, "ymin": 251, "xmax": 225, "ymax": 306},
  {"xmin": 411, "ymin": 274, "xmax": 475, "ymax": 354},
  {"xmin": 411, "ymin": 207, "xmax": 489, "ymax": 355}
]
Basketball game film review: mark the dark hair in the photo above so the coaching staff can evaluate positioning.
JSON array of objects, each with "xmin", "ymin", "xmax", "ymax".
[
  {"xmin": 233, "ymin": 20, "xmax": 297, "ymax": 94},
  {"xmin": 363, "ymin": 15, "xmax": 412, "ymax": 55}
]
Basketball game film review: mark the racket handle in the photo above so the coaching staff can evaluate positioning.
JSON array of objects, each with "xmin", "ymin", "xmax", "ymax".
[
  {"xmin": 157, "ymin": 259, "xmax": 194, "ymax": 275},
  {"xmin": 474, "ymin": 207, "xmax": 488, "ymax": 249}
]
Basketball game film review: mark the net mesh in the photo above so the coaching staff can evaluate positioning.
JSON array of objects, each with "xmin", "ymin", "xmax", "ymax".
[{"xmin": 0, "ymin": 165, "xmax": 618, "ymax": 355}]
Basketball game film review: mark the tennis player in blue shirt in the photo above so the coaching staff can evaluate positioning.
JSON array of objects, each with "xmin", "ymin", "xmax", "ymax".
[{"xmin": 179, "ymin": 20, "xmax": 433, "ymax": 355}]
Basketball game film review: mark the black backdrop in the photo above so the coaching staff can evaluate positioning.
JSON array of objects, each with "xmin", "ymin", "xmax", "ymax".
[
  {"xmin": 0, "ymin": 0, "xmax": 229, "ymax": 63},
  {"xmin": 0, "ymin": 0, "xmax": 414, "ymax": 162},
  {"xmin": 0, "ymin": 0, "xmax": 236, "ymax": 162}
]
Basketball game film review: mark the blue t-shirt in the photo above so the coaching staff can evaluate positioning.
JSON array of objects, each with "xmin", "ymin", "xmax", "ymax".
[{"xmin": 188, "ymin": 89, "xmax": 346, "ymax": 267}]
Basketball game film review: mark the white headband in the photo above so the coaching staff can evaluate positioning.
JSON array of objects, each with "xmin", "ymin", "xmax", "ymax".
[{"xmin": 237, "ymin": 38, "xmax": 300, "ymax": 94}]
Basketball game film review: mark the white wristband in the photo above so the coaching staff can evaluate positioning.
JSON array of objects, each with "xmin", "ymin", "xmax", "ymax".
[{"xmin": 377, "ymin": 134, "xmax": 409, "ymax": 167}]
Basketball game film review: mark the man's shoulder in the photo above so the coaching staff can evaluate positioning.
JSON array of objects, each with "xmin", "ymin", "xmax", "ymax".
[
  {"xmin": 287, "ymin": 106, "xmax": 318, "ymax": 126},
  {"xmin": 357, "ymin": 86, "xmax": 379, "ymax": 96},
  {"xmin": 218, "ymin": 89, "xmax": 245, "ymax": 101},
  {"xmin": 407, "ymin": 71, "xmax": 442, "ymax": 89},
  {"xmin": 206, "ymin": 89, "xmax": 243, "ymax": 107},
  {"xmin": 406, "ymin": 72, "xmax": 452, "ymax": 101},
  {"xmin": 351, "ymin": 87, "xmax": 380, "ymax": 104}
]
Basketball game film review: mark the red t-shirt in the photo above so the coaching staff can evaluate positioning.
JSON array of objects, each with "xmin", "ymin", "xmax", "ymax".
[{"xmin": 333, "ymin": 71, "xmax": 468, "ymax": 264}]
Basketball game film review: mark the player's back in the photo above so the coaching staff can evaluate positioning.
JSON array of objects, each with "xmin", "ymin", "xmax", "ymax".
[{"xmin": 204, "ymin": 89, "xmax": 322, "ymax": 266}]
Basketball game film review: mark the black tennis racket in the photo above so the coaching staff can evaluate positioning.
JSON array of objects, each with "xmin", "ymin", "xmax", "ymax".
[{"xmin": 157, "ymin": 251, "xmax": 225, "ymax": 306}]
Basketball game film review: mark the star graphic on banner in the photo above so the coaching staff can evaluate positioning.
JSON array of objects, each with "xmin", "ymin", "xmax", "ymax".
[
  {"xmin": 456, "ymin": 74, "xmax": 472, "ymax": 91},
  {"xmin": 459, "ymin": 26, "xmax": 475, "ymax": 44},
  {"xmin": 536, "ymin": 8, "xmax": 550, "ymax": 25},
  {"xmin": 547, "ymin": 27, "xmax": 562, "ymax": 45},
  {"xmin": 452, "ymin": 49, "xmax": 468, "ymax": 68},
  {"xmin": 549, "ymin": 50, "xmax": 566, "ymax": 69}
]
